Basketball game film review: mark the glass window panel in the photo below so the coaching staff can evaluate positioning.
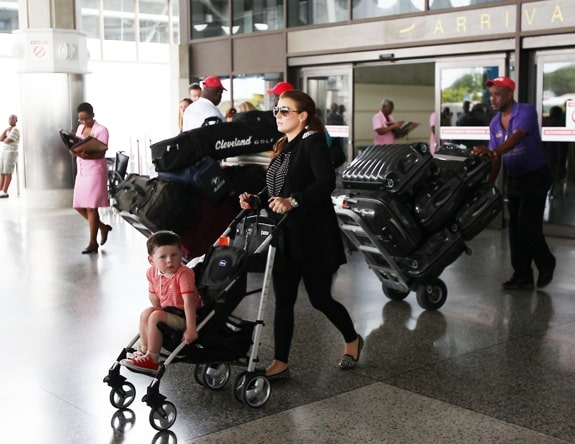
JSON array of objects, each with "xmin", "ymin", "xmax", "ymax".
[
  {"xmin": 287, "ymin": 0, "xmax": 346, "ymax": 28},
  {"xmin": 190, "ymin": 0, "xmax": 229, "ymax": 39},
  {"xmin": 103, "ymin": 0, "xmax": 136, "ymax": 41},
  {"xmin": 429, "ymin": 0, "xmax": 501, "ymax": 11},
  {"xmin": 139, "ymin": 0, "xmax": 172, "ymax": 43},
  {"xmin": 230, "ymin": 74, "xmax": 267, "ymax": 109},
  {"xmin": 79, "ymin": 0, "xmax": 101, "ymax": 39},
  {"xmin": 234, "ymin": 0, "xmax": 284, "ymax": 34},
  {"xmin": 437, "ymin": 66, "xmax": 498, "ymax": 154},
  {"xmin": 0, "ymin": 0, "xmax": 19, "ymax": 34},
  {"xmin": 172, "ymin": 0, "xmax": 180, "ymax": 43},
  {"xmin": 353, "ymin": 0, "xmax": 423, "ymax": 21},
  {"xmin": 540, "ymin": 60, "xmax": 575, "ymax": 219}
]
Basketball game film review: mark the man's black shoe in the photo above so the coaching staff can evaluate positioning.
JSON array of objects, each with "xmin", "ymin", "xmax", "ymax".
[
  {"xmin": 537, "ymin": 265, "xmax": 555, "ymax": 289},
  {"xmin": 502, "ymin": 277, "xmax": 534, "ymax": 291}
]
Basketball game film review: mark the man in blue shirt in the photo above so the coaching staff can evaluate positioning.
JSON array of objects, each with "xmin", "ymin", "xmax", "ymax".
[{"xmin": 473, "ymin": 76, "xmax": 556, "ymax": 290}]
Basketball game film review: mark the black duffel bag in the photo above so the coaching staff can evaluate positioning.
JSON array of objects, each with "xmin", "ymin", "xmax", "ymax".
[{"xmin": 113, "ymin": 174, "xmax": 198, "ymax": 234}]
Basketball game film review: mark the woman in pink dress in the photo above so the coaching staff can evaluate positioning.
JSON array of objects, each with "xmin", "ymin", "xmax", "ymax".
[{"xmin": 74, "ymin": 102, "xmax": 112, "ymax": 254}]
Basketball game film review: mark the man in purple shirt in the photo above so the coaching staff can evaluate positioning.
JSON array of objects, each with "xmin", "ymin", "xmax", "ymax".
[{"xmin": 473, "ymin": 76, "xmax": 555, "ymax": 290}]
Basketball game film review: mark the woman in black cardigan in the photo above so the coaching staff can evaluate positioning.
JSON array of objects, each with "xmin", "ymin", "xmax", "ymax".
[{"xmin": 239, "ymin": 90, "xmax": 362, "ymax": 379}]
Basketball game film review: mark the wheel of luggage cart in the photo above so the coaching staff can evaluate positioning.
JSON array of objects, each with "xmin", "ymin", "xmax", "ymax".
[
  {"xmin": 149, "ymin": 401, "xmax": 177, "ymax": 431},
  {"xmin": 197, "ymin": 362, "xmax": 231, "ymax": 390},
  {"xmin": 415, "ymin": 278, "xmax": 447, "ymax": 310},
  {"xmin": 382, "ymin": 285, "xmax": 410, "ymax": 301},
  {"xmin": 234, "ymin": 371, "xmax": 271, "ymax": 407},
  {"xmin": 109, "ymin": 381, "xmax": 136, "ymax": 409}
]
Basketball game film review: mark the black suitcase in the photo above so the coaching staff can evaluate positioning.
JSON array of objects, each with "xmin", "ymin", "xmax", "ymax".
[
  {"xmin": 455, "ymin": 183, "xmax": 503, "ymax": 240},
  {"xmin": 342, "ymin": 143, "xmax": 436, "ymax": 199},
  {"xmin": 434, "ymin": 155, "xmax": 491, "ymax": 188},
  {"xmin": 341, "ymin": 191, "xmax": 422, "ymax": 256},
  {"xmin": 151, "ymin": 122, "xmax": 280, "ymax": 172},
  {"xmin": 397, "ymin": 226, "xmax": 466, "ymax": 280},
  {"xmin": 459, "ymin": 155, "xmax": 492, "ymax": 188},
  {"xmin": 413, "ymin": 171, "xmax": 466, "ymax": 233},
  {"xmin": 157, "ymin": 156, "xmax": 233, "ymax": 204}
]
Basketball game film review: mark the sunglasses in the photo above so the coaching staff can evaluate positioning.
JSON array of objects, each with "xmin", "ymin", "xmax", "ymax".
[{"xmin": 273, "ymin": 106, "xmax": 301, "ymax": 117}]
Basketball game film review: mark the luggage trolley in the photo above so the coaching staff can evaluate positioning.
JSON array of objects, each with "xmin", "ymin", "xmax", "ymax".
[
  {"xmin": 103, "ymin": 207, "xmax": 287, "ymax": 431},
  {"xmin": 333, "ymin": 194, "xmax": 456, "ymax": 311},
  {"xmin": 334, "ymin": 143, "xmax": 502, "ymax": 311}
]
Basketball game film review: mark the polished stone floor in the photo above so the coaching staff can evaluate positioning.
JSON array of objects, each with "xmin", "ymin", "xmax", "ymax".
[{"xmin": 1, "ymin": 195, "xmax": 575, "ymax": 444}]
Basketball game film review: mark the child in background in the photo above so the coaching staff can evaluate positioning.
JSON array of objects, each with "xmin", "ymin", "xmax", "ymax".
[{"xmin": 122, "ymin": 231, "xmax": 202, "ymax": 375}]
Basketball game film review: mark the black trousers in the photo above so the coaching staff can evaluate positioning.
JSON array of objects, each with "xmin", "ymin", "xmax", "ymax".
[
  {"xmin": 506, "ymin": 164, "xmax": 555, "ymax": 280},
  {"xmin": 272, "ymin": 261, "xmax": 357, "ymax": 363}
]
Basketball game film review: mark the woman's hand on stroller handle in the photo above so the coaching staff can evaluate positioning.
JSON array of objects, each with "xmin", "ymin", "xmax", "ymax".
[{"xmin": 239, "ymin": 192, "xmax": 260, "ymax": 210}]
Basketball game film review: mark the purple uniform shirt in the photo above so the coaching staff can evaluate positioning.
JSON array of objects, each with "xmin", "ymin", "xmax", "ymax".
[{"xmin": 488, "ymin": 102, "xmax": 546, "ymax": 177}]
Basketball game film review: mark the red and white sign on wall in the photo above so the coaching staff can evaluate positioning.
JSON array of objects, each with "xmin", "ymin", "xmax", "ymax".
[{"xmin": 30, "ymin": 39, "xmax": 49, "ymax": 58}]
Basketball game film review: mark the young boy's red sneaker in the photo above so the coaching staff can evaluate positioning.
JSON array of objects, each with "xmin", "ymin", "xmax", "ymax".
[{"xmin": 121, "ymin": 354, "xmax": 159, "ymax": 375}]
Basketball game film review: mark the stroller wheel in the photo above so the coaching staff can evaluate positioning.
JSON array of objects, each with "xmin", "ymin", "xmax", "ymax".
[
  {"xmin": 109, "ymin": 382, "xmax": 136, "ymax": 409},
  {"xmin": 234, "ymin": 371, "xmax": 247, "ymax": 403},
  {"xmin": 202, "ymin": 363, "xmax": 231, "ymax": 390},
  {"xmin": 149, "ymin": 401, "xmax": 177, "ymax": 431},
  {"xmin": 194, "ymin": 364, "xmax": 207, "ymax": 386},
  {"xmin": 235, "ymin": 373, "xmax": 271, "ymax": 408}
]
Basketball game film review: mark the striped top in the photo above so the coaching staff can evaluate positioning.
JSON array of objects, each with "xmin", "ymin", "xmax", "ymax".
[{"xmin": 2, "ymin": 127, "xmax": 19, "ymax": 151}]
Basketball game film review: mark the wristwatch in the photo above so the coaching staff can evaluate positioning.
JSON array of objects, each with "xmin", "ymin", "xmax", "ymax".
[
  {"xmin": 289, "ymin": 196, "xmax": 299, "ymax": 208},
  {"xmin": 491, "ymin": 150, "xmax": 499, "ymax": 158}
]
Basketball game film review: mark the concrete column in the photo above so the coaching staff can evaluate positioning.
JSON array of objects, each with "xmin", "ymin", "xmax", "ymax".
[{"xmin": 12, "ymin": 0, "xmax": 88, "ymax": 207}]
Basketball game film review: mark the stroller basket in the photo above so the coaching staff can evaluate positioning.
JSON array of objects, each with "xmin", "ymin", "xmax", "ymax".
[{"xmin": 158, "ymin": 318, "xmax": 255, "ymax": 364}]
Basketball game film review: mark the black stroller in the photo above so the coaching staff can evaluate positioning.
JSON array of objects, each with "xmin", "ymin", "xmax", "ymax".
[{"xmin": 103, "ymin": 207, "xmax": 286, "ymax": 431}]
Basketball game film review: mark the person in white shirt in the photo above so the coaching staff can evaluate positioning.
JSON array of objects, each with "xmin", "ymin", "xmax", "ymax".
[
  {"xmin": 182, "ymin": 76, "xmax": 226, "ymax": 131},
  {"xmin": 0, "ymin": 114, "xmax": 20, "ymax": 198}
]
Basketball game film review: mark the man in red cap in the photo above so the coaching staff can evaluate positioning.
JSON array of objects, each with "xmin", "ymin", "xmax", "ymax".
[
  {"xmin": 472, "ymin": 76, "xmax": 556, "ymax": 290},
  {"xmin": 182, "ymin": 76, "xmax": 226, "ymax": 130},
  {"xmin": 267, "ymin": 81, "xmax": 294, "ymax": 106}
]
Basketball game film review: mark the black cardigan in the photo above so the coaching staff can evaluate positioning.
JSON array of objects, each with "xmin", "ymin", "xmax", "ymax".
[{"xmin": 264, "ymin": 130, "xmax": 346, "ymax": 273}]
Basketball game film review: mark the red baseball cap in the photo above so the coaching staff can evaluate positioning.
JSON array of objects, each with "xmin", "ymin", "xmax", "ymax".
[
  {"xmin": 485, "ymin": 76, "xmax": 516, "ymax": 91},
  {"xmin": 267, "ymin": 81, "xmax": 294, "ymax": 96},
  {"xmin": 202, "ymin": 76, "xmax": 227, "ymax": 91}
]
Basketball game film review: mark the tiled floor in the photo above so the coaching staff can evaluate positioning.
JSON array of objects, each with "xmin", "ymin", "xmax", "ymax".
[{"xmin": 1, "ymin": 195, "xmax": 574, "ymax": 444}]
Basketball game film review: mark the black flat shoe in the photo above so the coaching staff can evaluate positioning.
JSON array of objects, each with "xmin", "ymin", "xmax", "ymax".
[
  {"xmin": 266, "ymin": 367, "xmax": 290, "ymax": 381},
  {"xmin": 82, "ymin": 245, "xmax": 99, "ymax": 254},
  {"xmin": 100, "ymin": 225, "xmax": 112, "ymax": 245},
  {"xmin": 339, "ymin": 335, "xmax": 364, "ymax": 370}
]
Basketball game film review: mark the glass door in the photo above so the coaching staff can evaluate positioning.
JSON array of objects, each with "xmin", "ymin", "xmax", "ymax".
[
  {"xmin": 435, "ymin": 56, "xmax": 507, "ymax": 157},
  {"xmin": 536, "ymin": 50, "xmax": 575, "ymax": 230},
  {"xmin": 297, "ymin": 65, "xmax": 353, "ymax": 166},
  {"xmin": 435, "ymin": 55, "xmax": 508, "ymax": 231}
]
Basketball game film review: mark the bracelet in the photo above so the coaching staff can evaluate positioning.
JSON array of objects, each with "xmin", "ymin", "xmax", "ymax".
[{"xmin": 491, "ymin": 150, "xmax": 498, "ymax": 158}]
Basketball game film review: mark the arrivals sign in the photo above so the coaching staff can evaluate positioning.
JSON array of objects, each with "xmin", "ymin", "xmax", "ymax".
[{"xmin": 289, "ymin": 0, "xmax": 575, "ymax": 55}]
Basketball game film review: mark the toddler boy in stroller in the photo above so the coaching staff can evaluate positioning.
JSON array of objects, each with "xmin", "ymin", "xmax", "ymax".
[{"xmin": 121, "ymin": 230, "xmax": 202, "ymax": 375}]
